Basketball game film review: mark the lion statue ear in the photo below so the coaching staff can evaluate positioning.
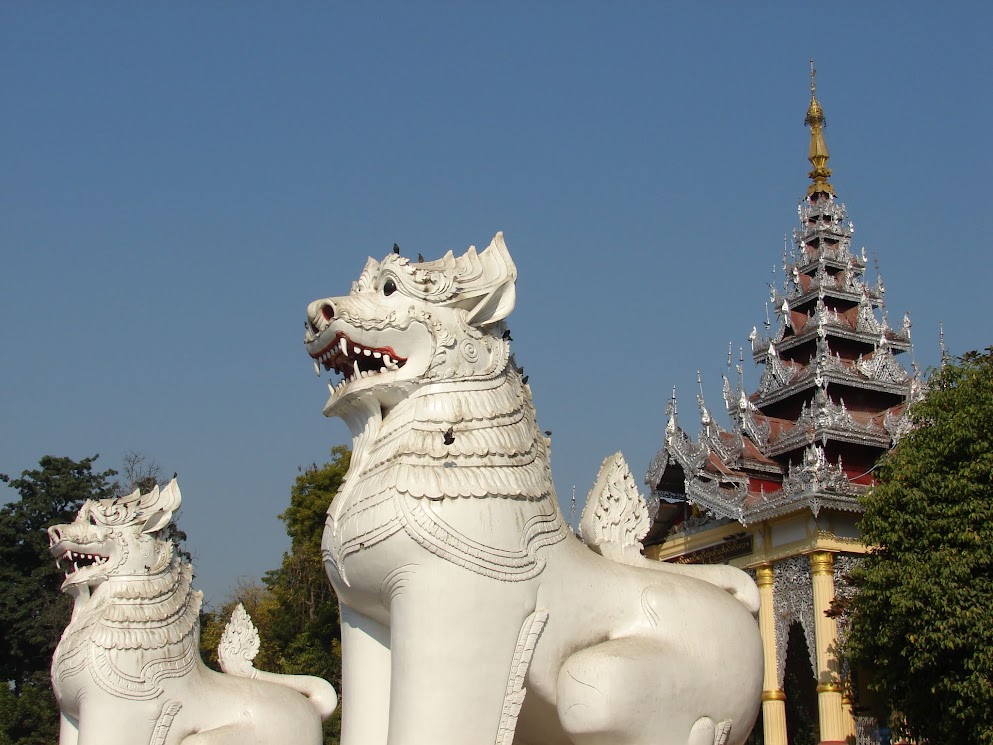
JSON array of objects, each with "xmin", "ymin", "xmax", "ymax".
[
  {"xmin": 140, "ymin": 479, "xmax": 182, "ymax": 535},
  {"xmin": 463, "ymin": 232, "xmax": 517, "ymax": 328}
]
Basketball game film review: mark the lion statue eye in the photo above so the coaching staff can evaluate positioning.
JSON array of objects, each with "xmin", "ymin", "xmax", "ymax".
[{"xmin": 383, "ymin": 279, "xmax": 397, "ymax": 296}]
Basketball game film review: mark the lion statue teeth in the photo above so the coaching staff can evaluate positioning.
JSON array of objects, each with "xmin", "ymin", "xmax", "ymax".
[
  {"xmin": 49, "ymin": 479, "xmax": 337, "ymax": 745},
  {"xmin": 303, "ymin": 232, "xmax": 763, "ymax": 745}
]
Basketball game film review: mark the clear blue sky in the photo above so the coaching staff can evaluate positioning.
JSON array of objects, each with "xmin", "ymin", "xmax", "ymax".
[{"xmin": 3, "ymin": 3, "xmax": 990, "ymax": 604}]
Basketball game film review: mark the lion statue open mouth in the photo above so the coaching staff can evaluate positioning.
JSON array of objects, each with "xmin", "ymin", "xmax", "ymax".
[
  {"xmin": 303, "ymin": 232, "xmax": 763, "ymax": 745},
  {"xmin": 49, "ymin": 480, "xmax": 337, "ymax": 745}
]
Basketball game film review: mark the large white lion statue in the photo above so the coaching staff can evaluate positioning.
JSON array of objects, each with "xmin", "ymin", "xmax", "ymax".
[
  {"xmin": 48, "ymin": 480, "xmax": 337, "ymax": 745},
  {"xmin": 303, "ymin": 232, "xmax": 763, "ymax": 745}
]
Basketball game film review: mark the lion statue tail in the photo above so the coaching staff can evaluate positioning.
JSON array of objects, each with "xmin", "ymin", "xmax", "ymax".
[
  {"xmin": 218, "ymin": 603, "xmax": 338, "ymax": 719},
  {"xmin": 580, "ymin": 453, "xmax": 760, "ymax": 616}
]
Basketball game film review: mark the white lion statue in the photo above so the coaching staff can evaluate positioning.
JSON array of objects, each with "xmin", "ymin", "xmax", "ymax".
[
  {"xmin": 48, "ymin": 480, "xmax": 337, "ymax": 745},
  {"xmin": 303, "ymin": 233, "xmax": 763, "ymax": 745}
]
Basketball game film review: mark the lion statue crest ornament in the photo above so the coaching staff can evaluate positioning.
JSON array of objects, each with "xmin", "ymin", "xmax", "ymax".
[
  {"xmin": 304, "ymin": 232, "xmax": 762, "ymax": 745},
  {"xmin": 48, "ymin": 480, "xmax": 337, "ymax": 745}
]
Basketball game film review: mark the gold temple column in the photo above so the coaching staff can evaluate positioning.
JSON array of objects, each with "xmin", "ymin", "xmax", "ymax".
[
  {"xmin": 842, "ymin": 694, "xmax": 857, "ymax": 742},
  {"xmin": 756, "ymin": 565, "xmax": 787, "ymax": 745},
  {"xmin": 810, "ymin": 551, "xmax": 847, "ymax": 744}
]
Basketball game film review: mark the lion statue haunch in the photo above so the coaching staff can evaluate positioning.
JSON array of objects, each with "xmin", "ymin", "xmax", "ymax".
[
  {"xmin": 303, "ymin": 232, "xmax": 762, "ymax": 745},
  {"xmin": 48, "ymin": 480, "xmax": 337, "ymax": 745}
]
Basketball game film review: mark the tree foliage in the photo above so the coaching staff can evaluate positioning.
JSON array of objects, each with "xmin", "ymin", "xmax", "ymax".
[
  {"xmin": 0, "ymin": 456, "xmax": 118, "ymax": 689},
  {"xmin": 201, "ymin": 445, "xmax": 349, "ymax": 745},
  {"xmin": 0, "ymin": 455, "xmax": 118, "ymax": 745},
  {"xmin": 848, "ymin": 349, "xmax": 993, "ymax": 744}
]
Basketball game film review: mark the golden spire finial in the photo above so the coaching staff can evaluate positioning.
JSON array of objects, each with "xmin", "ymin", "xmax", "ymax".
[{"xmin": 804, "ymin": 59, "xmax": 834, "ymax": 196}]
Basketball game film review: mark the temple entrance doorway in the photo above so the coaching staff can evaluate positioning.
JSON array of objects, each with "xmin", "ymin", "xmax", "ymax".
[{"xmin": 784, "ymin": 621, "xmax": 818, "ymax": 745}]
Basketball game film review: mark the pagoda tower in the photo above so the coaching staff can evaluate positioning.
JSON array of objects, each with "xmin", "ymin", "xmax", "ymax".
[{"xmin": 643, "ymin": 65, "xmax": 920, "ymax": 745}]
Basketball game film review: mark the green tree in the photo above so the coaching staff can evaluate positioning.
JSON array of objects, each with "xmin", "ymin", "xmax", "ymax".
[
  {"xmin": 847, "ymin": 348, "xmax": 993, "ymax": 744},
  {"xmin": 0, "ymin": 455, "xmax": 117, "ymax": 745},
  {"xmin": 201, "ymin": 446, "xmax": 349, "ymax": 745}
]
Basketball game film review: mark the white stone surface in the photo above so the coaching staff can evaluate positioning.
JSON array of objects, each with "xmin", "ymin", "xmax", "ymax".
[
  {"xmin": 48, "ymin": 480, "xmax": 336, "ymax": 745},
  {"xmin": 304, "ymin": 233, "xmax": 763, "ymax": 745}
]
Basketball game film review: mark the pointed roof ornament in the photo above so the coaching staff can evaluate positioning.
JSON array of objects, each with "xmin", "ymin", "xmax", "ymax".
[
  {"xmin": 696, "ymin": 371, "xmax": 712, "ymax": 427},
  {"xmin": 665, "ymin": 386, "xmax": 679, "ymax": 433},
  {"xmin": 804, "ymin": 59, "xmax": 835, "ymax": 197}
]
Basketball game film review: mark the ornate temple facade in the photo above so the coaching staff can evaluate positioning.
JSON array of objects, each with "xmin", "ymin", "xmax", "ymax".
[{"xmin": 644, "ymin": 69, "xmax": 921, "ymax": 745}]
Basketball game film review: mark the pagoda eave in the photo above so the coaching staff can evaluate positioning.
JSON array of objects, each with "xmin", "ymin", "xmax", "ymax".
[
  {"xmin": 737, "ymin": 457, "xmax": 784, "ymax": 476},
  {"xmin": 763, "ymin": 425, "xmax": 892, "ymax": 458},
  {"xmin": 793, "ymin": 254, "xmax": 865, "ymax": 276},
  {"xmin": 684, "ymin": 479, "xmax": 748, "ymax": 523},
  {"xmin": 795, "ymin": 238, "xmax": 856, "ymax": 265},
  {"xmin": 753, "ymin": 369, "xmax": 910, "ymax": 409},
  {"xmin": 756, "ymin": 328, "xmax": 910, "ymax": 364},
  {"xmin": 678, "ymin": 476, "xmax": 868, "ymax": 528},
  {"xmin": 740, "ymin": 491, "xmax": 864, "ymax": 525},
  {"xmin": 787, "ymin": 287, "xmax": 873, "ymax": 310}
]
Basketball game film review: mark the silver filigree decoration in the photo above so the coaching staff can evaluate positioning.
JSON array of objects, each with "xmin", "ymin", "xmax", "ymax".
[
  {"xmin": 758, "ymin": 349, "xmax": 795, "ymax": 397},
  {"xmin": 857, "ymin": 342, "xmax": 910, "ymax": 385},
  {"xmin": 645, "ymin": 446, "xmax": 668, "ymax": 491},
  {"xmin": 883, "ymin": 408, "xmax": 913, "ymax": 443},
  {"xmin": 773, "ymin": 555, "xmax": 816, "ymax": 688},
  {"xmin": 832, "ymin": 554, "xmax": 862, "ymax": 669},
  {"xmin": 770, "ymin": 390, "xmax": 888, "ymax": 455},
  {"xmin": 700, "ymin": 418, "xmax": 741, "ymax": 467},
  {"xmin": 781, "ymin": 444, "xmax": 857, "ymax": 502},
  {"xmin": 667, "ymin": 510, "xmax": 730, "ymax": 537},
  {"xmin": 855, "ymin": 295, "xmax": 881, "ymax": 335},
  {"xmin": 855, "ymin": 716, "xmax": 881, "ymax": 745},
  {"xmin": 741, "ymin": 403, "xmax": 771, "ymax": 448},
  {"xmin": 664, "ymin": 426, "xmax": 709, "ymax": 474}
]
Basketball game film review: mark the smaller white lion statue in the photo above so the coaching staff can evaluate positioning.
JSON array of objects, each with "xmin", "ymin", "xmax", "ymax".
[{"xmin": 48, "ymin": 479, "xmax": 337, "ymax": 745}]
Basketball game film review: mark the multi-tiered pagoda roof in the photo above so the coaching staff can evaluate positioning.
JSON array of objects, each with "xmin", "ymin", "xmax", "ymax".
[{"xmin": 645, "ymin": 71, "xmax": 922, "ymax": 540}]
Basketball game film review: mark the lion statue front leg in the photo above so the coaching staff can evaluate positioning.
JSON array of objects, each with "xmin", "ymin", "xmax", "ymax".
[{"xmin": 330, "ymin": 538, "xmax": 546, "ymax": 745}]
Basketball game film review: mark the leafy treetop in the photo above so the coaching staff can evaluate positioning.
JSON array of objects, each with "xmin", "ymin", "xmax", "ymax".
[
  {"xmin": 0, "ymin": 456, "xmax": 118, "ymax": 689},
  {"xmin": 847, "ymin": 348, "xmax": 993, "ymax": 745}
]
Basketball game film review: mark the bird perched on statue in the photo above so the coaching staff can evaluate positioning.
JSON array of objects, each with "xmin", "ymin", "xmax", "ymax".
[
  {"xmin": 502, "ymin": 329, "xmax": 513, "ymax": 341},
  {"xmin": 418, "ymin": 253, "xmax": 425, "ymax": 262},
  {"xmin": 522, "ymin": 375, "xmax": 529, "ymax": 385},
  {"xmin": 443, "ymin": 427, "xmax": 455, "ymax": 445},
  {"xmin": 393, "ymin": 243, "xmax": 400, "ymax": 255}
]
